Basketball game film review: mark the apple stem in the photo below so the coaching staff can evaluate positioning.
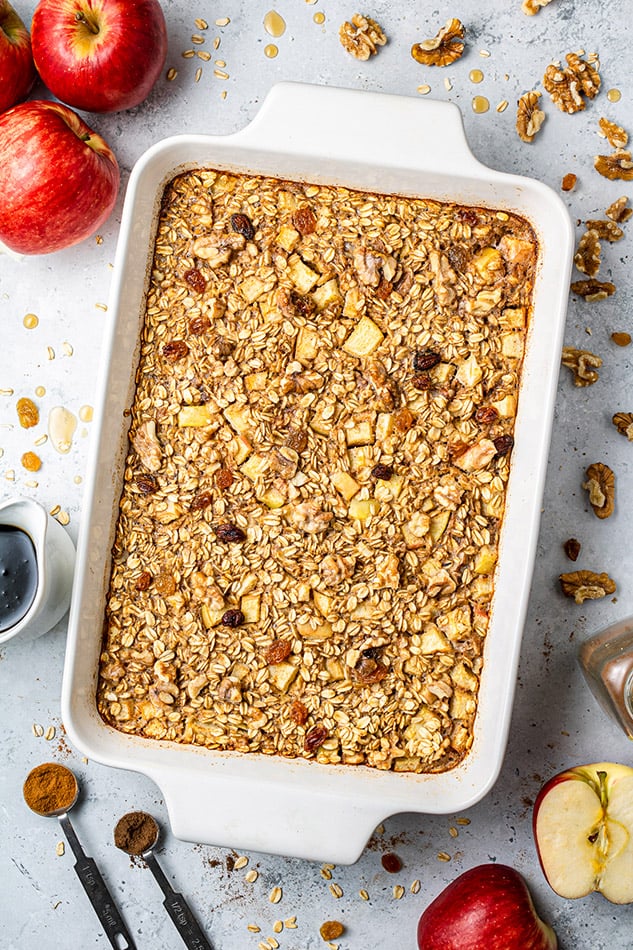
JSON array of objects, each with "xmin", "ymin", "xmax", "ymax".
[
  {"xmin": 75, "ymin": 11, "xmax": 100, "ymax": 35},
  {"xmin": 597, "ymin": 770, "xmax": 608, "ymax": 810}
]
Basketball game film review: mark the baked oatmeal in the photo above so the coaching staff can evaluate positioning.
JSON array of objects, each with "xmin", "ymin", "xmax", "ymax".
[{"xmin": 97, "ymin": 169, "xmax": 538, "ymax": 773}]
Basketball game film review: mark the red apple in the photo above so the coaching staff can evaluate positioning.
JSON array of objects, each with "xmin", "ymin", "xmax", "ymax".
[
  {"xmin": 0, "ymin": 99, "xmax": 119, "ymax": 254},
  {"xmin": 417, "ymin": 864, "xmax": 558, "ymax": 950},
  {"xmin": 0, "ymin": 0, "xmax": 37, "ymax": 113},
  {"xmin": 31, "ymin": 0, "xmax": 167, "ymax": 113},
  {"xmin": 533, "ymin": 761, "xmax": 633, "ymax": 904}
]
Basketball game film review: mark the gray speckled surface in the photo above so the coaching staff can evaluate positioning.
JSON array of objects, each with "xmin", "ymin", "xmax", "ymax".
[{"xmin": 1, "ymin": 2, "xmax": 632, "ymax": 948}]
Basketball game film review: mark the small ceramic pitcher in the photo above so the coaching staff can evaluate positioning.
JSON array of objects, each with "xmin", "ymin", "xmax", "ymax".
[{"xmin": 0, "ymin": 497, "xmax": 76, "ymax": 644}]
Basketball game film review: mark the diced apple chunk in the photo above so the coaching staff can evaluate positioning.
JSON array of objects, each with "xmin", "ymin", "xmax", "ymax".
[
  {"xmin": 374, "ymin": 475, "xmax": 404, "ymax": 502},
  {"xmin": 331, "ymin": 470, "xmax": 360, "ymax": 501},
  {"xmin": 419, "ymin": 623, "xmax": 452, "ymax": 654},
  {"xmin": 240, "ymin": 275, "xmax": 270, "ymax": 303},
  {"xmin": 429, "ymin": 510, "xmax": 450, "ymax": 542},
  {"xmin": 229, "ymin": 435, "xmax": 252, "ymax": 465},
  {"xmin": 473, "ymin": 246, "xmax": 504, "ymax": 281},
  {"xmin": 240, "ymin": 453, "xmax": 270, "ymax": 481},
  {"xmin": 440, "ymin": 606, "xmax": 471, "ymax": 642},
  {"xmin": 295, "ymin": 324, "xmax": 319, "ymax": 364},
  {"xmin": 345, "ymin": 418, "xmax": 374, "ymax": 446},
  {"xmin": 258, "ymin": 486, "xmax": 286, "ymax": 509},
  {"xmin": 450, "ymin": 687, "xmax": 475, "ymax": 720},
  {"xmin": 451, "ymin": 661, "xmax": 479, "ymax": 692},
  {"xmin": 312, "ymin": 278, "xmax": 341, "ymax": 311},
  {"xmin": 492, "ymin": 394, "xmax": 517, "ymax": 418},
  {"xmin": 343, "ymin": 316, "xmax": 384, "ymax": 358},
  {"xmin": 178, "ymin": 405, "xmax": 215, "ymax": 428},
  {"xmin": 347, "ymin": 446, "xmax": 373, "ymax": 472},
  {"xmin": 288, "ymin": 254, "xmax": 319, "ymax": 293},
  {"xmin": 268, "ymin": 661, "xmax": 299, "ymax": 692},
  {"xmin": 375, "ymin": 412, "xmax": 395, "ymax": 444},
  {"xmin": 313, "ymin": 591, "xmax": 333, "ymax": 617},
  {"xmin": 402, "ymin": 511, "xmax": 430, "ymax": 548},
  {"xmin": 201, "ymin": 603, "xmax": 224, "ymax": 628},
  {"xmin": 276, "ymin": 225, "xmax": 300, "ymax": 252},
  {"xmin": 223, "ymin": 403, "xmax": 253, "ymax": 435},
  {"xmin": 456, "ymin": 354, "xmax": 483, "ymax": 387},
  {"xmin": 501, "ymin": 307, "xmax": 526, "ymax": 329},
  {"xmin": 501, "ymin": 332, "xmax": 524, "ymax": 359},
  {"xmin": 245, "ymin": 371, "xmax": 268, "ymax": 392},
  {"xmin": 348, "ymin": 497, "xmax": 380, "ymax": 523},
  {"xmin": 343, "ymin": 287, "xmax": 365, "ymax": 318},
  {"xmin": 325, "ymin": 657, "xmax": 345, "ymax": 681},
  {"xmin": 240, "ymin": 592, "xmax": 261, "ymax": 623},
  {"xmin": 473, "ymin": 544, "xmax": 497, "ymax": 575}
]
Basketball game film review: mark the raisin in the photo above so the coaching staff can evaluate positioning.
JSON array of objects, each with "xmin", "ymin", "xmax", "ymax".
[
  {"xmin": 475, "ymin": 406, "xmax": 499, "ymax": 425},
  {"xmin": 16, "ymin": 397, "xmax": 39, "ymax": 428},
  {"xmin": 135, "ymin": 571, "xmax": 152, "ymax": 591},
  {"xmin": 564, "ymin": 538, "xmax": 581, "ymax": 561},
  {"xmin": 21, "ymin": 451, "xmax": 41, "ymax": 472},
  {"xmin": 285, "ymin": 428, "xmax": 308, "ymax": 453},
  {"xmin": 375, "ymin": 278, "xmax": 393, "ymax": 300},
  {"xmin": 264, "ymin": 639, "xmax": 292, "ymax": 664},
  {"xmin": 304, "ymin": 724, "xmax": 328, "ymax": 753},
  {"xmin": 154, "ymin": 572, "xmax": 176, "ymax": 596},
  {"xmin": 188, "ymin": 314, "xmax": 211, "ymax": 335},
  {"xmin": 320, "ymin": 922, "xmax": 345, "ymax": 941},
  {"xmin": 371, "ymin": 463, "xmax": 393, "ymax": 481},
  {"xmin": 222, "ymin": 608, "xmax": 245, "ymax": 627},
  {"xmin": 393, "ymin": 407, "xmax": 415, "ymax": 433},
  {"xmin": 493, "ymin": 434, "xmax": 514, "ymax": 458},
  {"xmin": 292, "ymin": 206, "xmax": 317, "ymax": 235},
  {"xmin": 216, "ymin": 468, "xmax": 234, "ymax": 490},
  {"xmin": 457, "ymin": 208, "xmax": 479, "ymax": 226},
  {"xmin": 215, "ymin": 523, "xmax": 246, "ymax": 543},
  {"xmin": 447, "ymin": 244, "xmax": 469, "ymax": 273},
  {"xmin": 162, "ymin": 340, "xmax": 189, "ymax": 362},
  {"xmin": 412, "ymin": 374, "xmax": 432, "ymax": 390},
  {"xmin": 230, "ymin": 212, "xmax": 255, "ymax": 241},
  {"xmin": 134, "ymin": 473, "xmax": 159, "ymax": 494},
  {"xmin": 183, "ymin": 267, "xmax": 207, "ymax": 293},
  {"xmin": 289, "ymin": 700, "xmax": 308, "ymax": 725},
  {"xmin": 381, "ymin": 852, "xmax": 403, "ymax": 873},
  {"xmin": 352, "ymin": 657, "xmax": 388, "ymax": 684},
  {"xmin": 413, "ymin": 350, "xmax": 441, "ymax": 372},
  {"xmin": 191, "ymin": 490, "xmax": 212, "ymax": 511}
]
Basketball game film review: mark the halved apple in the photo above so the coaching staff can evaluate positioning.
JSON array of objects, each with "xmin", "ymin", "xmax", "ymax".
[{"xmin": 533, "ymin": 762, "xmax": 633, "ymax": 904}]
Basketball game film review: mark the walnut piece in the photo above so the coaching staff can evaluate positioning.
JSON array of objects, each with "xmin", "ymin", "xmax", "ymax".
[
  {"xmin": 594, "ymin": 149, "xmax": 633, "ymax": 181},
  {"xmin": 516, "ymin": 91, "xmax": 546, "ymax": 143},
  {"xmin": 605, "ymin": 196, "xmax": 633, "ymax": 223},
  {"xmin": 585, "ymin": 219, "xmax": 624, "ymax": 242},
  {"xmin": 561, "ymin": 173, "xmax": 577, "ymax": 192},
  {"xmin": 544, "ymin": 52, "xmax": 600, "ymax": 114},
  {"xmin": 560, "ymin": 570, "xmax": 616, "ymax": 604},
  {"xmin": 339, "ymin": 14, "xmax": 386, "ymax": 60},
  {"xmin": 411, "ymin": 18, "xmax": 465, "ymax": 67},
  {"xmin": 583, "ymin": 462, "xmax": 615, "ymax": 519},
  {"xmin": 561, "ymin": 346, "xmax": 602, "ymax": 386},
  {"xmin": 570, "ymin": 279, "xmax": 615, "ymax": 302},
  {"xmin": 574, "ymin": 230, "xmax": 601, "ymax": 277},
  {"xmin": 612, "ymin": 412, "xmax": 633, "ymax": 441},
  {"xmin": 598, "ymin": 117, "xmax": 628, "ymax": 149},
  {"xmin": 522, "ymin": 0, "xmax": 555, "ymax": 13}
]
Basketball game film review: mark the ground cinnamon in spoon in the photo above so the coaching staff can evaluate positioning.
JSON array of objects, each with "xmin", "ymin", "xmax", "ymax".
[
  {"xmin": 23, "ymin": 762, "xmax": 77, "ymax": 815},
  {"xmin": 114, "ymin": 811, "xmax": 158, "ymax": 855}
]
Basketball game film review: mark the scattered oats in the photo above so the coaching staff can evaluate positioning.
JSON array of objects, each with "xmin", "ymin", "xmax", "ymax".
[
  {"xmin": 56, "ymin": 841, "xmax": 65, "ymax": 856},
  {"xmin": 245, "ymin": 869, "xmax": 259, "ymax": 883},
  {"xmin": 479, "ymin": 49, "xmax": 491, "ymax": 57},
  {"xmin": 268, "ymin": 939, "xmax": 280, "ymax": 949},
  {"xmin": 0, "ymin": 388, "xmax": 14, "ymax": 396},
  {"xmin": 47, "ymin": 347, "xmax": 55, "ymax": 360},
  {"xmin": 234, "ymin": 855, "xmax": 249, "ymax": 870},
  {"xmin": 5, "ymin": 470, "xmax": 15, "ymax": 481},
  {"xmin": 437, "ymin": 851, "xmax": 452, "ymax": 862},
  {"xmin": 393, "ymin": 884, "xmax": 405, "ymax": 899},
  {"xmin": 269, "ymin": 886, "xmax": 282, "ymax": 904},
  {"xmin": 95, "ymin": 235, "xmax": 103, "ymax": 245},
  {"xmin": 456, "ymin": 817, "xmax": 471, "ymax": 825},
  {"xmin": 247, "ymin": 924, "xmax": 261, "ymax": 933},
  {"xmin": 166, "ymin": 67, "xmax": 178, "ymax": 80},
  {"xmin": 359, "ymin": 888, "xmax": 370, "ymax": 901},
  {"xmin": 45, "ymin": 726, "xmax": 56, "ymax": 741},
  {"xmin": 32, "ymin": 723, "xmax": 44, "ymax": 737},
  {"xmin": 24, "ymin": 481, "xmax": 39, "ymax": 488},
  {"xmin": 273, "ymin": 920, "xmax": 283, "ymax": 934},
  {"xmin": 220, "ymin": 90, "xmax": 228, "ymax": 100},
  {"xmin": 195, "ymin": 18, "xmax": 208, "ymax": 30},
  {"xmin": 195, "ymin": 67, "xmax": 203, "ymax": 82},
  {"xmin": 95, "ymin": 303, "xmax": 108, "ymax": 311},
  {"xmin": 329, "ymin": 883, "xmax": 343, "ymax": 899},
  {"xmin": 496, "ymin": 100, "xmax": 509, "ymax": 113},
  {"xmin": 34, "ymin": 434, "xmax": 48, "ymax": 446},
  {"xmin": 444, "ymin": 77, "xmax": 452, "ymax": 91},
  {"xmin": 284, "ymin": 917, "xmax": 298, "ymax": 929},
  {"xmin": 197, "ymin": 51, "xmax": 211, "ymax": 61},
  {"xmin": 49, "ymin": 504, "xmax": 61, "ymax": 517},
  {"xmin": 215, "ymin": 59, "xmax": 226, "ymax": 67},
  {"xmin": 214, "ymin": 69, "xmax": 229, "ymax": 79},
  {"xmin": 417, "ymin": 84, "xmax": 431, "ymax": 95},
  {"xmin": 320, "ymin": 867, "xmax": 333, "ymax": 880},
  {"xmin": 410, "ymin": 879, "xmax": 421, "ymax": 894},
  {"xmin": 215, "ymin": 17, "xmax": 230, "ymax": 27},
  {"xmin": 62, "ymin": 341, "xmax": 73, "ymax": 356},
  {"xmin": 258, "ymin": 942, "xmax": 270, "ymax": 950},
  {"xmin": 213, "ymin": 36, "xmax": 220, "ymax": 49},
  {"xmin": 449, "ymin": 826, "xmax": 459, "ymax": 837},
  {"xmin": 56, "ymin": 511, "xmax": 70, "ymax": 526},
  {"xmin": 182, "ymin": 49, "xmax": 195, "ymax": 58},
  {"xmin": 191, "ymin": 34, "xmax": 205, "ymax": 44}
]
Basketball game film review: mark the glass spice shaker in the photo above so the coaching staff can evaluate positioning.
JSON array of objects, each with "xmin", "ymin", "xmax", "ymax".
[{"xmin": 578, "ymin": 616, "xmax": 633, "ymax": 739}]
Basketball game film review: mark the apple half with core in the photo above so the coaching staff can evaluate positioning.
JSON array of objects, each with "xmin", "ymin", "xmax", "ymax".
[
  {"xmin": 31, "ymin": 0, "xmax": 168, "ymax": 113},
  {"xmin": 533, "ymin": 761, "xmax": 633, "ymax": 904},
  {"xmin": 0, "ymin": 100, "xmax": 119, "ymax": 254},
  {"xmin": 0, "ymin": 0, "xmax": 37, "ymax": 113},
  {"xmin": 417, "ymin": 864, "xmax": 558, "ymax": 950}
]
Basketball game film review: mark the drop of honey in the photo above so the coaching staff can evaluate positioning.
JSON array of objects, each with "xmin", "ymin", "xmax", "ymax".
[
  {"xmin": 264, "ymin": 10, "xmax": 286, "ymax": 37},
  {"xmin": 313, "ymin": 12, "xmax": 325, "ymax": 24},
  {"xmin": 48, "ymin": 406, "xmax": 77, "ymax": 455},
  {"xmin": 34, "ymin": 386, "xmax": 46, "ymax": 398},
  {"xmin": 472, "ymin": 95, "xmax": 490, "ymax": 114},
  {"xmin": 79, "ymin": 405, "xmax": 94, "ymax": 423},
  {"xmin": 607, "ymin": 88, "xmax": 622, "ymax": 103},
  {"xmin": 469, "ymin": 69, "xmax": 484, "ymax": 84},
  {"xmin": 23, "ymin": 313, "xmax": 39, "ymax": 329},
  {"xmin": 264, "ymin": 43, "xmax": 278, "ymax": 58}
]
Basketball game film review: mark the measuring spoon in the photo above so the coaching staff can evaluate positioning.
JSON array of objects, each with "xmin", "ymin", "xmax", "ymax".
[
  {"xmin": 23, "ymin": 764, "xmax": 137, "ymax": 950},
  {"xmin": 114, "ymin": 811, "xmax": 213, "ymax": 950}
]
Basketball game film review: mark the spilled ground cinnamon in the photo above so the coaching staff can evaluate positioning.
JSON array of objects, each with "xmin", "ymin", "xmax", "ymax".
[{"xmin": 23, "ymin": 762, "xmax": 77, "ymax": 815}]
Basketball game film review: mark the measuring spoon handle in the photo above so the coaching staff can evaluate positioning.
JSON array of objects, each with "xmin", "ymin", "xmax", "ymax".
[
  {"xmin": 59, "ymin": 815, "xmax": 137, "ymax": 950},
  {"xmin": 144, "ymin": 852, "xmax": 213, "ymax": 950}
]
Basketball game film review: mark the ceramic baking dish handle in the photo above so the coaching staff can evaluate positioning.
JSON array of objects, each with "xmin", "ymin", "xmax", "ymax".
[
  {"xmin": 234, "ymin": 81, "xmax": 483, "ymax": 178},
  {"xmin": 153, "ymin": 765, "xmax": 385, "ymax": 865}
]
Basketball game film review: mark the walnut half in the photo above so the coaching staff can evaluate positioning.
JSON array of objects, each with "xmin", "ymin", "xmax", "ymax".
[
  {"xmin": 339, "ymin": 14, "xmax": 387, "ymax": 60},
  {"xmin": 574, "ymin": 230, "xmax": 601, "ymax": 278},
  {"xmin": 612, "ymin": 412, "xmax": 633, "ymax": 441},
  {"xmin": 516, "ymin": 91, "xmax": 546, "ymax": 143},
  {"xmin": 570, "ymin": 279, "xmax": 615, "ymax": 302},
  {"xmin": 544, "ymin": 52, "xmax": 600, "ymax": 114},
  {"xmin": 560, "ymin": 570, "xmax": 616, "ymax": 604},
  {"xmin": 522, "ymin": 0, "xmax": 556, "ymax": 13},
  {"xmin": 583, "ymin": 463, "xmax": 615, "ymax": 519},
  {"xmin": 594, "ymin": 150, "xmax": 633, "ymax": 182},
  {"xmin": 411, "ymin": 18, "xmax": 465, "ymax": 67},
  {"xmin": 561, "ymin": 347, "xmax": 602, "ymax": 386}
]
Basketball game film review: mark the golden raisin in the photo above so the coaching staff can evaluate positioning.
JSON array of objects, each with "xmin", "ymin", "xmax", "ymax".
[
  {"xmin": 154, "ymin": 572, "xmax": 177, "ymax": 597},
  {"xmin": 17, "ymin": 397, "xmax": 39, "ymax": 428},
  {"xmin": 216, "ymin": 468, "xmax": 234, "ymax": 489},
  {"xmin": 264, "ymin": 639, "xmax": 292, "ymax": 665},
  {"xmin": 21, "ymin": 451, "xmax": 41, "ymax": 472},
  {"xmin": 611, "ymin": 332, "xmax": 631, "ymax": 347},
  {"xmin": 162, "ymin": 340, "xmax": 190, "ymax": 362},
  {"xmin": 292, "ymin": 205, "xmax": 317, "ymax": 235},
  {"xmin": 320, "ymin": 921, "xmax": 345, "ymax": 941},
  {"xmin": 289, "ymin": 699, "xmax": 308, "ymax": 725},
  {"xmin": 561, "ymin": 172, "xmax": 577, "ymax": 192},
  {"xmin": 135, "ymin": 571, "xmax": 152, "ymax": 591},
  {"xmin": 188, "ymin": 314, "xmax": 211, "ymax": 335}
]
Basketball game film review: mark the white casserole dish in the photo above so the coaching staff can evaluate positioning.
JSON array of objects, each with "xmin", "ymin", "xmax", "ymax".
[{"xmin": 62, "ymin": 82, "xmax": 573, "ymax": 864}]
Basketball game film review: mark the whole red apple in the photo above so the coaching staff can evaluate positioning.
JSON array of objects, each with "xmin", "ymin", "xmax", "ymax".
[
  {"xmin": 417, "ymin": 864, "xmax": 558, "ymax": 950},
  {"xmin": 0, "ymin": 0, "xmax": 37, "ymax": 113},
  {"xmin": 533, "ymin": 761, "xmax": 633, "ymax": 904},
  {"xmin": 0, "ymin": 99, "xmax": 119, "ymax": 254},
  {"xmin": 31, "ymin": 0, "xmax": 167, "ymax": 113}
]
